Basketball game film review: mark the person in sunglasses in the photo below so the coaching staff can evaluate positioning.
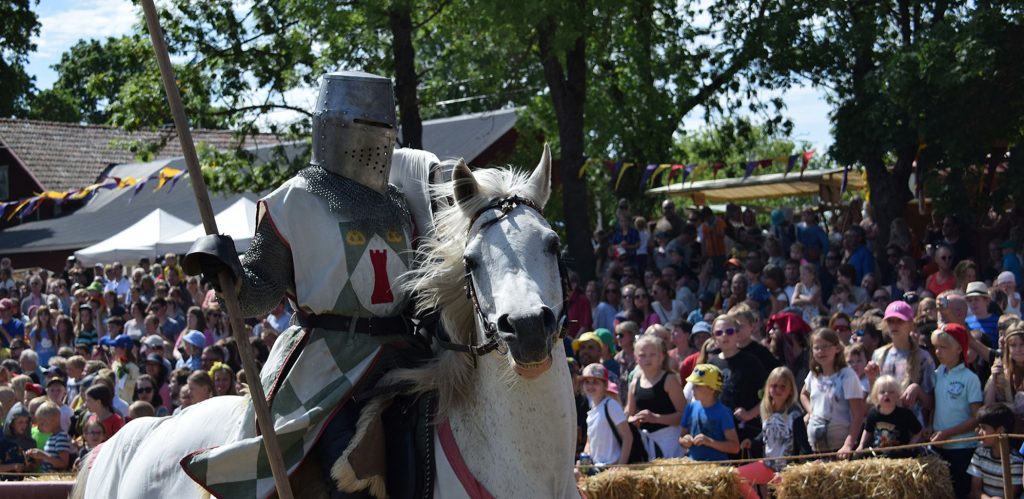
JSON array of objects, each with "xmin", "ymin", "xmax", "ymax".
[{"xmin": 705, "ymin": 314, "xmax": 769, "ymax": 458}]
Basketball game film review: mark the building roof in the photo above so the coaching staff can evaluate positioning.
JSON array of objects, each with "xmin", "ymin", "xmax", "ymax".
[
  {"xmin": 0, "ymin": 144, "xmax": 304, "ymax": 255},
  {"xmin": 0, "ymin": 119, "xmax": 280, "ymax": 192},
  {"xmin": 407, "ymin": 108, "xmax": 518, "ymax": 163}
]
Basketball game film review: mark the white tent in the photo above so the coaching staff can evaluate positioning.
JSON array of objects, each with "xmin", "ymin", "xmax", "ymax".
[
  {"xmin": 74, "ymin": 209, "xmax": 193, "ymax": 265},
  {"xmin": 155, "ymin": 198, "xmax": 258, "ymax": 255}
]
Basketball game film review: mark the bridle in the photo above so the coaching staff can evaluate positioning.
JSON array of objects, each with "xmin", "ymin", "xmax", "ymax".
[{"xmin": 432, "ymin": 195, "xmax": 569, "ymax": 366}]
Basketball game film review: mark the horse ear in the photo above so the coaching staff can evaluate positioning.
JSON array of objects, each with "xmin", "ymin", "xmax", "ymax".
[
  {"xmin": 452, "ymin": 159, "xmax": 479, "ymax": 207},
  {"xmin": 525, "ymin": 143, "xmax": 552, "ymax": 208}
]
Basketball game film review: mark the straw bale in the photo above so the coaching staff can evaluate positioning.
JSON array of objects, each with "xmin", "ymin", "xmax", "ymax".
[
  {"xmin": 773, "ymin": 455, "xmax": 953, "ymax": 499},
  {"xmin": 578, "ymin": 459, "xmax": 740, "ymax": 499}
]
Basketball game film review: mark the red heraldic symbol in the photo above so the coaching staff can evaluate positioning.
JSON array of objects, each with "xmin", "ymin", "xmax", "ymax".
[{"xmin": 369, "ymin": 249, "xmax": 395, "ymax": 304}]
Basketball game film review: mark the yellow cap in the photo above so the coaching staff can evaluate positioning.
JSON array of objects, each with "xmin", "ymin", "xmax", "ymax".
[{"xmin": 686, "ymin": 363, "xmax": 723, "ymax": 391}]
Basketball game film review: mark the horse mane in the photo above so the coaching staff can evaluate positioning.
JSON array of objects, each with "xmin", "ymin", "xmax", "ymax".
[{"xmin": 383, "ymin": 159, "xmax": 538, "ymax": 418}]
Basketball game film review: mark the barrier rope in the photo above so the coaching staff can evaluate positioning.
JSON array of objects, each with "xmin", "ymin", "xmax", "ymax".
[
  {"xmin": 595, "ymin": 432, "xmax": 1024, "ymax": 469},
  {"xmin": 3, "ymin": 433, "xmax": 1023, "ymax": 478}
]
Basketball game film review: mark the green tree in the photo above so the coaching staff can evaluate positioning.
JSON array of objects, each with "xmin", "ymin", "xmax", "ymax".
[
  {"xmin": 777, "ymin": 1, "xmax": 1024, "ymax": 252},
  {"xmin": 0, "ymin": 0, "xmax": 40, "ymax": 117}
]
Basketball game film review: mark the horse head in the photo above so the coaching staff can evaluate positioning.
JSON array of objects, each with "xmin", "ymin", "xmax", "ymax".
[{"xmin": 451, "ymin": 144, "xmax": 562, "ymax": 379}]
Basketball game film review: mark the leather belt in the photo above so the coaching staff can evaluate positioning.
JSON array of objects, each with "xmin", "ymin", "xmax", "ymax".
[{"xmin": 297, "ymin": 313, "xmax": 411, "ymax": 336}]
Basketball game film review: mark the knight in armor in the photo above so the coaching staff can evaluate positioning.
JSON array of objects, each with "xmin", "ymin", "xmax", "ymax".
[{"xmin": 183, "ymin": 71, "xmax": 424, "ymax": 498}]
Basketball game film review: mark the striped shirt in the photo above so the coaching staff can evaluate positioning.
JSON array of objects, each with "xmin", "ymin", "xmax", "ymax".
[
  {"xmin": 41, "ymin": 431, "xmax": 71, "ymax": 472},
  {"xmin": 967, "ymin": 446, "xmax": 1023, "ymax": 497}
]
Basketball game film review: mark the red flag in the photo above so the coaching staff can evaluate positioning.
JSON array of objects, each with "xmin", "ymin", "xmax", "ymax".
[{"xmin": 801, "ymin": 150, "xmax": 815, "ymax": 172}]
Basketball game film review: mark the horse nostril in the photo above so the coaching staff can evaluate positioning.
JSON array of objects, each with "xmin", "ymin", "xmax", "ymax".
[
  {"xmin": 541, "ymin": 307, "xmax": 556, "ymax": 333},
  {"xmin": 496, "ymin": 314, "xmax": 514, "ymax": 334}
]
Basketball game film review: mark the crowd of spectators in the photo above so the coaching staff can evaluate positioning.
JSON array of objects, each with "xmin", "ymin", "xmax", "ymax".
[
  {"xmin": 2, "ymin": 197, "xmax": 1024, "ymax": 497},
  {"xmin": 569, "ymin": 199, "xmax": 1024, "ymax": 498},
  {"xmin": 0, "ymin": 253, "xmax": 286, "ymax": 476}
]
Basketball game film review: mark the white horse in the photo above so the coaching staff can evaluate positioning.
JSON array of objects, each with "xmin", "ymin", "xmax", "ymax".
[{"xmin": 73, "ymin": 146, "xmax": 578, "ymax": 498}]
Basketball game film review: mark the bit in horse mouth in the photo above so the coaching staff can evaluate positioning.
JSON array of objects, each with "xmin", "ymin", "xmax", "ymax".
[{"xmin": 512, "ymin": 356, "xmax": 553, "ymax": 379}]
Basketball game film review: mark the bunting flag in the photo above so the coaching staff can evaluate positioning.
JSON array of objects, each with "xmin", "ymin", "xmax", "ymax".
[
  {"xmin": 613, "ymin": 162, "xmax": 634, "ymax": 190},
  {"xmin": 6, "ymin": 198, "xmax": 34, "ymax": 221},
  {"xmin": 668, "ymin": 164, "xmax": 684, "ymax": 183},
  {"xmin": 608, "ymin": 161, "xmax": 623, "ymax": 190},
  {"xmin": 785, "ymin": 154, "xmax": 798, "ymax": 175},
  {"xmin": 650, "ymin": 163, "xmax": 672, "ymax": 187},
  {"xmin": 801, "ymin": 150, "xmax": 815, "ymax": 174},
  {"xmin": 711, "ymin": 162, "xmax": 724, "ymax": 179},
  {"xmin": 638, "ymin": 164, "xmax": 657, "ymax": 189},
  {"xmin": 166, "ymin": 170, "xmax": 187, "ymax": 193},
  {"xmin": 758, "ymin": 159, "xmax": 774, "ymax": 169},
  {"xmin": 743, "ymin": 161, "xmax": 757, "ymax": 180}
]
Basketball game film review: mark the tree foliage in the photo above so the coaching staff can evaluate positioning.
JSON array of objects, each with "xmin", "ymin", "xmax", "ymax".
[
  {"xmin": 771, "ymin": 0, "xmax": 1024, "ymax": 252},
  {"xmin": 0, "ymin": 0, "xmax": 40, "ymax": 117}
]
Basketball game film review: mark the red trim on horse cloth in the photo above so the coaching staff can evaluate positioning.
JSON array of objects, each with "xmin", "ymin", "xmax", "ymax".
[
  {"xmin": 437, "ymin": 419, "xmax": 495, "ymax": 499},
  {"xmin": 86, "ymin": 442, "xmax": 104, "ymax": 471}
]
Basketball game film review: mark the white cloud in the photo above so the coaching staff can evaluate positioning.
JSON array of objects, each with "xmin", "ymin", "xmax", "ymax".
[{"xmin": 33, "ymin": 0, "xmax": 138, "ymax": 59}]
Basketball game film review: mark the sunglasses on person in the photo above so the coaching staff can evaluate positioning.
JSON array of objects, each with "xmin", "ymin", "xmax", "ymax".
[
  {"xmin": 714, "ymin": 327, "xmax": 736, "ymax": 337},
  {"xmin": 634, "ymin": 294, "xmax": 649, "ymax": 299},
  {"xmin": 605, "ymin": 288, "xmax": 618, "ymax": 294},
  {"xmin": 615, "ymin": 333, "xmax": 630, "ymax": 339},
  {"xmin": 854, "ymin": 329, "xmax": 866, "ymax": 337},
  {"xmin": 137, "ymin": 386, "xmax": 153, "ymax": 394}
]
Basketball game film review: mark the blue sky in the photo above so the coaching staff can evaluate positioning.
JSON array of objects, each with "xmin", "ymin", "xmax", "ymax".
[{"xmin": 25, "ymin": 0, "xmax": 835, "ymax": 154}]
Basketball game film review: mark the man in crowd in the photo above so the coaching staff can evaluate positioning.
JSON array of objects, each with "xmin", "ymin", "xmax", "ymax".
[
  {"xmin": 0, "ymin": 298, "xmax": 24, "ymax": 349},
  {"xmin": 843, "ymin": 225, "xmax": 875, "ymax": 283}
]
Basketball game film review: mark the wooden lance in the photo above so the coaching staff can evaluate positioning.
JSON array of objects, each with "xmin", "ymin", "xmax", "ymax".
[{"xmin": 139, "ymin": 1, "xmax": 294, "ymax": 498}]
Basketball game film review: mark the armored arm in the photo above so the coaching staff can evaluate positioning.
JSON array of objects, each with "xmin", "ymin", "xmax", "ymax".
[
  {"xmin": 236, "ymin": 220, "xmax": 296, "ymax": 318},
  {"xmin": 185, "ymin": 221, "xmax": 295, "ymax": 318}
]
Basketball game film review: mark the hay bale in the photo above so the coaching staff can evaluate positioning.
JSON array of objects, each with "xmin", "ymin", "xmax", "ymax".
[
  {"xmin": 773, "ymin": 455, "xmax": 954, "ymax": 499},
  {"xmin": 578, "ymin": 459, "xmax": 740, "ymax": 499}
]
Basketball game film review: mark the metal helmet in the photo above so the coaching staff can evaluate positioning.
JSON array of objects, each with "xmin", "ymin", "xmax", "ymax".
[{"xmin": 311, "ymin": 71, "xmax": 397, "ymax": 193}]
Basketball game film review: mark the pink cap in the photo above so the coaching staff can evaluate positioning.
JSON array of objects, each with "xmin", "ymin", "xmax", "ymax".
[{"xmin": 883, "ymin": 300, "xmax": 914, "ymax": 322}]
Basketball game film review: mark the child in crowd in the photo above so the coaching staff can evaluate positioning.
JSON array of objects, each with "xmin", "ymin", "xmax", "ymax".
[
  {"xmin": 74, "ymin": 303, "xmax": 98, "ymax": 351},
  {"xmin": 828, "ymin": 283, "xmax": 857, "ymax": 316},
  {"xmin": 580, "ymin": 363, "xmax": 632, "ymax": 467},
  {"xmin": 627, "ymin": 335, "xmax": 684, "ymax": 459},
  {"xmin": 735, "ymin": 367, "xmax": 809, "ymax": 498},
  {"xmin": 968, "ymin": 403, "xmax": 1023, "ymax": 499},
  {"xmin": 25, "ymin": 402, "xmax": 70, "ymax": 472},
  {"xmin": 800, "ymin": 328, "xmax": 865, "ymax": 457},
  {"xmin": 844, "ymin": 343, "xmax": 870, "ymax": 394},
  {"xmin": 186, "ymin": 370, "xmax": 214, "ymax": 405},
  {"xmin": 0, "ymin": 402, "xmax": 32, "ymax": 478},
  {"xmin": 176, "ymin": 330, "xmax": 205, "ymax": 371},
  {"xmin": 73, "ymin": 419, "xmax": 105, "ymax": 470},
  {"xmin": 679, "ymin": 363, "xmax": 739, "ymax": 461},
  {"xmin": 867, "ymin": 301, "xmax": 935, "ymax": 426},
  {"xmin": 791, "ymin": 263, "xmax": 822, "ymax": 324},
  {"xmin": 755, "ymin": 366, "xmax": 809, "ymax": 471},
  {"xmin": 857, "ymin": 375, "xmax": 922, "ymax": 457},
  {"xmin": 707, "ymin": 314, "xmax": 768, "ymax": 458},
  {"xmin": 930, "ymin": 323, "xmax": 983, "ymax": 498}
]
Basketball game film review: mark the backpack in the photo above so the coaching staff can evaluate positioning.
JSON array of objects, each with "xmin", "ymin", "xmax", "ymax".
[{"xmin": 603, "ymin": 400, "xmax": 649, "ymax": 463}]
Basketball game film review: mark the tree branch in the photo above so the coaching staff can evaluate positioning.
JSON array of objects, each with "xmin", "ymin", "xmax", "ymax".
[{"xmin": 208, "ymin": 103, "xmax": 314, "ymax": 118}]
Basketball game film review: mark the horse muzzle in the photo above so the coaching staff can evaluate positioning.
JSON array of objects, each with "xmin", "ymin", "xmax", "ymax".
[{"xmin": 496, "ymin": 307, "xmax": 558, "ymax": 377}]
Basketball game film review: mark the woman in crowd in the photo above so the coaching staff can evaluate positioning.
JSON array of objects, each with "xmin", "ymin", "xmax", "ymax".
[
  {"xmin": 954, "ymin": 259, "xmax": 978, "ymax": 293},
  {"xmin": 123, "ymin": 301, "xmax": 146, "ymax": 339},
  {"xmin": 28, "ymin": 306, "xmax": 57, "ymax": 367},
  {"xmin": 984, "ymin": 327, "xmax": 1024, "ymax": 432},
  {"xmin": 133, "ymin": 374, "xmax": 167, "ymax": 417},
  {"xmin": 651, "ymin": 279, "xmax": 685, "ymax": 325},
  {"xmin": 890, "ymin": 256, "xmax": 920, "ymax": 300},
  {"xmin": 209, "ymin": 362, "xmax": 237, "ymax": 397},
  {"xmin": 632, "ymin": 287, "xmax": 659, "ymax": 331},
  {"xmin": 84, "ymin": 384, "xmax": 124, "ymax": 441},
  {"xmin": 926, "ymin": 246, "xmax": 957, "ymax": 297}
]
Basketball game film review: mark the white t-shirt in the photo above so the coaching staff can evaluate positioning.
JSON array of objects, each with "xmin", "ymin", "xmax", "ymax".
[
  {"xmin": 636, "ymin": 230, "xmax": 650, "ymax": 256},
  {"xmin": 804, "ymin": 367, "xmax": 863, "ymax": 427},
  {"xmin": 586, "ymin": 397, "xmax": 627, "ymax": 465}
]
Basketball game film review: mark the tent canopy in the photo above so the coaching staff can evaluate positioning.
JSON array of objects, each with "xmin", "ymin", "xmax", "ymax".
[
  {"xmin": 155, "ymin": 198, "xmax": 257, "ymax": 255},
  {"xmin": 74, "ymin": 209, "xmax": 192, "ymax": 265},
  {"xmin": 646, "ymin": 167, "xmax": 866, "ymax": 203}
]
